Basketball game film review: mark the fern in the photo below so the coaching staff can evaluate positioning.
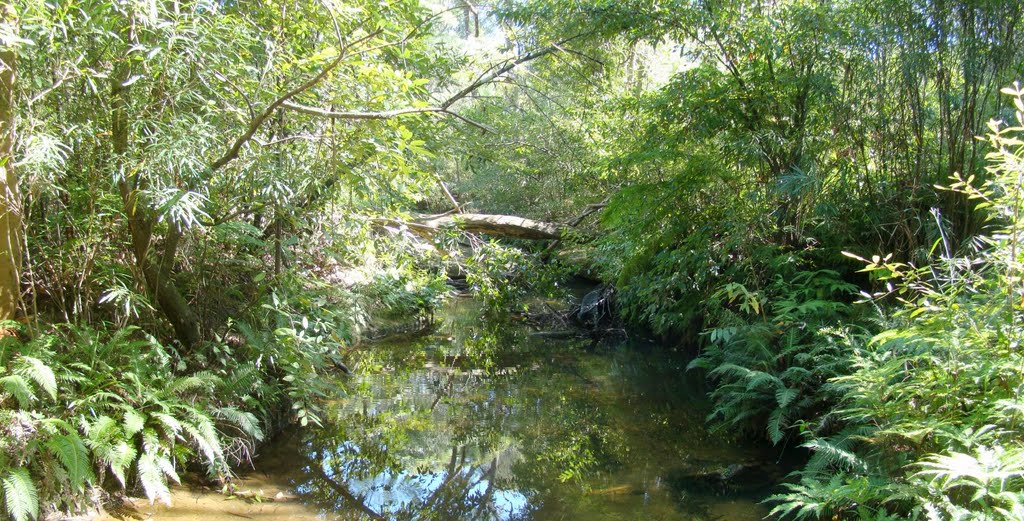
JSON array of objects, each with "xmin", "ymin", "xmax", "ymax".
[
  {"xmin": 152, "ymin": 412, "xmax": 183, "ymax": 437},
  {"xmin": 181, "ymin": 409, "xmax": 224, "ymax": 470},
  {"xmin": 136, "ymin": 451, "xmax": 175, "ymax": 506},
  {"xmin": 84, "ymin": 416, "xmax": 136, "ymax": 488},
  {"xmin": 0, "ymin": 356, "xmax": 59, "ymax": 409},
  {"xmin": 913, "ymin": 446, "xmax": 1024, "ymax": 514},
  {"xmin": 165, "ymin": 371, "xmax": 221, "ymax": 396},
  {"xmin": 214, "ymin": 406, "xmax": 265, "ymax": 441},
  {"xmin": 803, "ymin": 437, "xmax": 869, "ymax": 473},
  {"xmin": 16, "ymin": 357, "xmax": 57, "ymax": 402},
  {"xmin": 0, "ymin": 375, "xmax": 35, "ymax": 408},
  {"xmin": 767, "ymin": 408, "xmax": 788, "ymax": 444},
  {"xmin": 767, "ymin": 474, "xmax": 891, "ymax": 520},
  {"xmin": 123, "ymin": 409, "xmax": 146, "ymax": 439},
  {"xmin": 45, "ymin": 434, "xmax": 93, "ymax": 490},
  {"xmin": 776, "ymin": 386, "xmax": 799, "ymax": 409},
  {"xmin": 2, "ymin": 468, "xmax": 39, "ymax": 521}
]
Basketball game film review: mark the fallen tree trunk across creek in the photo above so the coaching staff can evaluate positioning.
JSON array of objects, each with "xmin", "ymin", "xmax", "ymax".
[{"xmin": 377, "ymin": 212, "xmax": 568, "ymax": 240}]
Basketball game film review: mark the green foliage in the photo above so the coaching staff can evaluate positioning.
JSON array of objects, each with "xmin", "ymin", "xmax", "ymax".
[
  {"xmin": 464, "ymin": 238, "xmax": 566, "ymax": 312},
  {"xmin": 767, "ymin": 87, "xmax": 1024, "ymax": 519},
  {"xmin": 768, "ymin": 474, "xmax": 897, "ymax": 521},
  {"xmin": 0, "ymin": 325, "xmax": 272, "ymax": 516},
  {"xmin": 692, "ymin": 258, "xmax": 859, "ymax": 443},
  {"xmin": 4, "ymin": 0, "xmax": 1024, "ymax": 516},
  {"xmin": 364, "ymin": 266, "xmax": 449, "ymax": 320}
]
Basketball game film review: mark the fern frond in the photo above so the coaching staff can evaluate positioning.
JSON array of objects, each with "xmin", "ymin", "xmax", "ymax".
[
  {"xmin": 0, "ymin": 375, "xmax": 35, "ymax": 408},
  {"xmin": 108, "ymin": 441, "xmax": 136, "ymax": 488},
  {"xmin": 2, "ymin": 468, "xmax": 39, "ymax": 521},
  {"xmin": 803, "ymin": 438, "xmax": 868, "ymax": 473},
  {"xmin": 15, "ymin": 357, "xmax": 57, "ymax": 401},
  {"xmin": 152, "ymin": 412, "xmax": 183, "ymax": 437},
  {"xmin": 137, "ymin": 451, "xmax": 173, "ymax": 506},
  {"xmin": 46, "ymin": 434, "xmax": 93, "ymax": 490},
  {"xmin": 214, "ymin": 406, "xmax": 264, "ymax": 441},
  {"xmin": 776, "ymin": 386, "xmax": 799, "ymax": 409},
  {"xmin": 84, "ymin": 416, "xmax": 136, "ymax": 488},
  {"xmin": 181, "ymin": 410, "xmax": 223, "ymax": 469},
  {"xmin": 123, "ymin": 409, "xmax": 146, "ymax": 439},
  {"xmin": 165, "ymin": 371, "xmax": 221, "ymax": 395},
  {"xmin": 768, "ymin": 407, "xmax": 788, "ymax": 445}
]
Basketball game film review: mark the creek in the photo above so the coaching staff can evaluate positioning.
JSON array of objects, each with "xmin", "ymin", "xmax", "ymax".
[{"xmin": 125, "ymin": 296, "xmax": 781, "ymax": 520}]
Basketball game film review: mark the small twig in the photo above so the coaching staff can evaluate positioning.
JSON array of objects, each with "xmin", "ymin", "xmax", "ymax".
[{"xmin": 28, "ymin": 69, "xmax": 76, "ymax": 105}]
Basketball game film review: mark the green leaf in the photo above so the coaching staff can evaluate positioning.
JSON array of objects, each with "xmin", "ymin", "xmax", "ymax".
[
  {"xmin": 124, "ymin": 409, "xmax": 146, "ymax": 438},
  {"xmin": 137, "ymin": 451, "xmax": 172, "ymax": 506},
  {"xmin": 0, "ymin": 375, "xmax": 34, "ymax": 408},
  {"xmin": 215, "ymin": 407, "xmax": 264, "ymax": 442},
  {"xmin": 776, "ymin": 386, "xmax": 798, "ymax": 409}
]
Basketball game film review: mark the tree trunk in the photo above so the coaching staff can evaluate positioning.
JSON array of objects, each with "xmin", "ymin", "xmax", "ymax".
[
  {"xmin": 111, "ymin": 42, "xmax": 201, "ymax": 346},
  {"xmin": 0, "ymin": 2, "xmax": 22, "ymax": 320}
]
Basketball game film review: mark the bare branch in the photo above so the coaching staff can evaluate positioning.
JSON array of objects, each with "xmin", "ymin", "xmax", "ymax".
[
  {"xmin": 280, "ymin": 34, "xmax": 589, "ymax": 134},
  {"xmin": 280, "ymin": 101, "xmax": 495, "ymax": 133},
  {"xmin": 209, "ymin": 28, "xmax": 383, "ymax": 172}
]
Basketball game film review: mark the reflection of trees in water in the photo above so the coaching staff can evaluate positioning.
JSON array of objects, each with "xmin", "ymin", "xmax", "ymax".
[
  {"xmin": 294, "ymin": 442, "xmax": 529, "ymax": 520},
  {"xmin": 283, "ymin": 309, "xmax": 632, "ymax": 520}
]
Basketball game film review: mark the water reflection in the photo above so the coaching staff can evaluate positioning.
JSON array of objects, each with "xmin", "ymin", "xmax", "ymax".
[{"xmin": 258, "ymin": 298, "xmax": 775, "ymax": 521}]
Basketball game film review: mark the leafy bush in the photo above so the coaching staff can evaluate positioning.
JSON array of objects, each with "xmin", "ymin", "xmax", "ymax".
[
  {"xmin": 363, "ymin": 266, "xmax": 449, "ymax": 321},
  {"xmin": 464, "ymin": 239, "xmax": 565, "ymax": 312}
]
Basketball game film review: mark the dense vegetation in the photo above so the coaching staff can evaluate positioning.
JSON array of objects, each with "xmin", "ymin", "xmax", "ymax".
[
  {"xmin": 0, "ymin": 0, "xmax": 1022, "ymax": 519},
  {"xmin": 444, "ymin": 0, "xmax": 1024, "ymax": 518}
]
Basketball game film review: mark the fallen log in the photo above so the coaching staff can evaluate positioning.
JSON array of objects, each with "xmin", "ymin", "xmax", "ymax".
[
  {"xmin": 375, "ymin": 213, "xmax": 567, "ymax": 240},
  {"xmin": 421, "ymin": 213, "xmax": 565, "ymax": 240}
]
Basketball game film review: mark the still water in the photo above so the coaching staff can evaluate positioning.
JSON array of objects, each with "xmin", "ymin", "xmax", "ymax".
[{"xmin": 139, "ymin": 298, "xmax": 778, "ymax": 520}]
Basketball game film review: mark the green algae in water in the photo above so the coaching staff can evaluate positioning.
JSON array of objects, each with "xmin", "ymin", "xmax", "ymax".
[{"xmin": 145, "ymin": 299, "xmax": 778, "ymax": 520}]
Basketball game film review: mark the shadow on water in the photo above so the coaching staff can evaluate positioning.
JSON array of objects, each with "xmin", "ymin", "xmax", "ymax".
[{"xmin": 140, "ymin": 298, "xmax": 780, "ymax": 520}]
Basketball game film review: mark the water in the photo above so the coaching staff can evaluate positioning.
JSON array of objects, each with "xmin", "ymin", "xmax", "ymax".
[{"xmin": 133, "ymin": 298, "xmax": 778, "ymax": 520}]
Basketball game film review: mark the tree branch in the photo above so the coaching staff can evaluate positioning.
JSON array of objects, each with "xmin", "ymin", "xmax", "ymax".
[
  {"xmin": 280, "ymin": 101, "xmax": 495, "ymax": 133},
  {"xmin": 208, "ymin": 28, "xmax": 383, "ymax": 172},
  {"xmin": 280, "ymin": 34, "xmax": 588, "ymax": 133}
]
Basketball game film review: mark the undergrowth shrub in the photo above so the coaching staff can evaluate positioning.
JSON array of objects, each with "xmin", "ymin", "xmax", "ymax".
[
  {"xmin": 363, "ymin": 266, "xmax": 449, "ymax": 321},
  {"xmin": 692, "ymin": 260, "xmax": 859, "ymax": 443},
  {"xmin": 464, "ymin": 238, "xmax": 566, "ymax": 312},
  {"xmin": 769, "ymin": 85, "xmax": 1024, "ymax": 520}
]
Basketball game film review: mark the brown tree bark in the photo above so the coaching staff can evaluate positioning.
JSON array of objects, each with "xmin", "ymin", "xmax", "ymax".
[{"xmin": 0, "ymin": 1, "xmax": 23, "ymax": 320}]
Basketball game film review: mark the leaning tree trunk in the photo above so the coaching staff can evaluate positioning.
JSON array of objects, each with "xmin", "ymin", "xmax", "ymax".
[
  {"xmin": 0, "ymin": 1, "xmax": 22, "ymax": 321},
  {"xmin": 110, "ymin": 42, "xmax": 201, "ymax": 347}
]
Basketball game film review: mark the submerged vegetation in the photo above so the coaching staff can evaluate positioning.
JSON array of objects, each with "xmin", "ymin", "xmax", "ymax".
[{"xmin": 0, "ymin": 0, "xmax": 1023, "ymax": 519}]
